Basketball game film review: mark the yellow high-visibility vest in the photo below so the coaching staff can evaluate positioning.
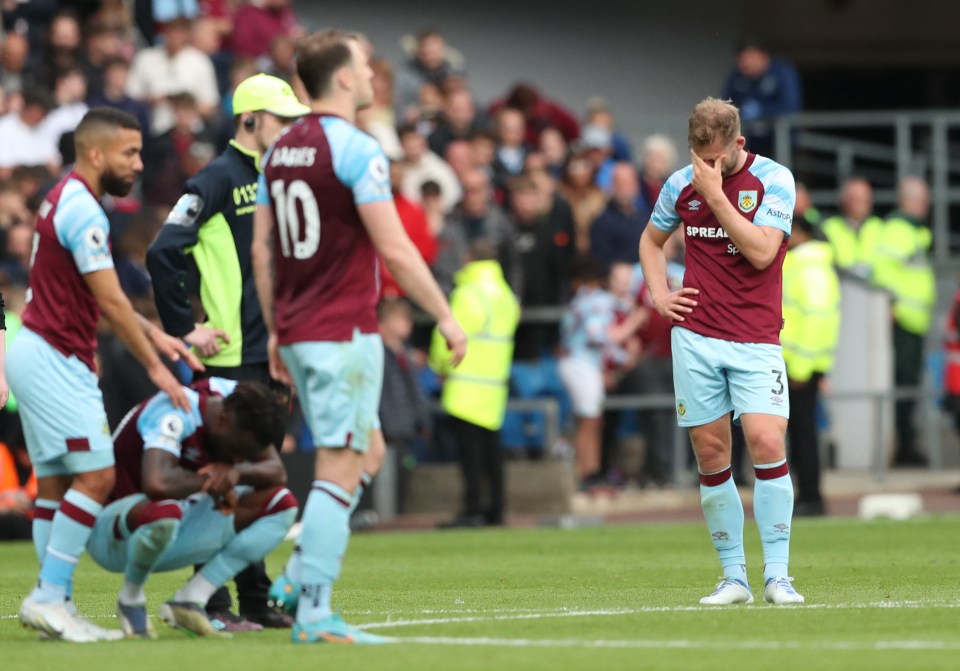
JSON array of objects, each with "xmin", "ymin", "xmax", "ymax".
[{"xmin": 781, "ymin": 240, "xmax": 841, "ymax": 382}]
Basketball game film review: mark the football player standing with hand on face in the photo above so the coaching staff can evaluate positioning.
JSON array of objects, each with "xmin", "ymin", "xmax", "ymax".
[{"xmin": 639, "ymin": 97, "xmax": 803, "ymax": 607}]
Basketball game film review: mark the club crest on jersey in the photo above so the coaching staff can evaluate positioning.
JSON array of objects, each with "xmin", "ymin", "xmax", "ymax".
[
  {"xmin": 738, "ymin": 190, "xmax": 758, "ymax": 213},
  {"xmin": 677, "ymin": 399, "xmax": 687, "ymax": 416}
]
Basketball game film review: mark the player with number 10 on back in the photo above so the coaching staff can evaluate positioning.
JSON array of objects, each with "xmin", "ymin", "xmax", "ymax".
[
  {"xmin": 252, "ymin": 29, "xmax": 467, "ymax": 644},
  {"xmin": 639, "ymin": 97, "xmax": 804, "ymax": 606}
]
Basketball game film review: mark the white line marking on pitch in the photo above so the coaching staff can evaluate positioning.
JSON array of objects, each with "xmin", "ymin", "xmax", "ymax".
[
  {"xmin": 361, "ymin": 601, "xmax": 960, "ymax": 630},
  {"xmin": 388, "ymin": 636, "xmax": 960, "ymax": 651}
]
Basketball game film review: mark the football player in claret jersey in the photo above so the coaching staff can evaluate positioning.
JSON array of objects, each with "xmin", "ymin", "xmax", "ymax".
[
  {"xmin": 639, "ymin": 98, "xmax": 804, "ymax": 606},
  {"xmin": 86, "ymin": 378, "xmax": 296, "ymax": 638},
  {"xmin": 252, "ymin": 29, "xmax": 466, "ymax": 644},
  {"xmin": 6, "ymin": 108, "xmax": 200, "ymax": 642}
]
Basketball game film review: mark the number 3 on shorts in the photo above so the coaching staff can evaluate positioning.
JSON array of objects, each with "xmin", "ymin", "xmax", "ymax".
[{"xmin": 771, "ymin": 369, "xmax": 784, "ymax": 395}]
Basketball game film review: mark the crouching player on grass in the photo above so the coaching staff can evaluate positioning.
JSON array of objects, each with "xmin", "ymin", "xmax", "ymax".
[{"xmin": 85, "ymin": 378, "xmax": 297, "ymax": 638}]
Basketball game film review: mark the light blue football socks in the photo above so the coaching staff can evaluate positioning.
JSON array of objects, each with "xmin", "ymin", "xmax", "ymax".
[
  {"xmin": 33, "ymin": 489, "xmax": 101, "ymax": 604},
  {"xmin": 699, "ymin": 467, "xmax": 748, "ymax": 584},
  {"xmin": 296, "ymin": 481, "xmax": 354, "ymax": 624},
  {"xmin": 754, "ymin": 460, "xmax": 794, "ymax": 582}
]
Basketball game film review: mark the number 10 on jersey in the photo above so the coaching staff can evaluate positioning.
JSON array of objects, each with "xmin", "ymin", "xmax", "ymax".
[{"xmin": 271, "ymin": 179, "xmax": 321, "ymax": 259}]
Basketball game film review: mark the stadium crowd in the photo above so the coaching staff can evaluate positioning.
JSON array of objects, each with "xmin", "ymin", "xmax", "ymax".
[{"xmin": 0, "ymin": 0, "xmax": 944, "ymax": 540}]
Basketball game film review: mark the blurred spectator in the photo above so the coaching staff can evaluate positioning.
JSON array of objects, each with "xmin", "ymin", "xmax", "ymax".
[
  {"xmin": 794, "ymin": 181, "xmax": 820, "ymax": 226},
  {"xmin": 259, "ymin": 34, "xmax": 297, "ymax": 83},
  {"xmin": 1, "ymin": 221, "xmax": 33, "ymax": 286},
  {"xmin": 1, "ymin": 31, "xmax": 35, "ymax": 97},
  {"xmin": 232, "ymin": 0, "xmax": 302, "ymax": 61},
  {"xmin": 0, "ymin": 182, "xmax": 30, "ymax": 230},
  {"xmin": 428, "ymin": 87, "xmax": 486, "ymax": 159},
  {"xmin": 491, "ymin": 106, "xmax": 528, "ymax": 193},
  {"xmin": 378, "ymin": 298, "xmax": 432, "ymax": 514},
  {"xmin": 381, "ymin": 161, "xmax": 438, "ymax": 299},
  {"xmin": 469, "ymin": 129, "xmax": 497, "ymax": 180},
  {"xmin": 638, "ymin": 133, "xmax": 677, "ymax": 205},
  {"xmin": 86, "ymin": 56, "xmax": 151, "ymax": 138},
  {"xmin": 190, "ymin": 16, "xmax": 232, "ymax": 97},
  {"xmin": 395, "ymin": 27, "xmax": 465, "ymax": 124},
  {"xmin": 430, "ymin": 239, "xmax": 519, "ymax": 528},
  {"xmin": 538, "ymin": 126, "xmax": 569, "ymax": 181},
  {"xmin": 584, "ymin": 97, "xmax": 632, "ymax": 163},
  {"xmin": 818, "ymin": 176, "xmax": 884, "ymax": 279},
  {"xmin": 589, "ymin": 162, "xmax": 651, "ymax": 272},
  {"xmin": 781, "ymin": 216, "xmax": 841, "ymax": 517},
  {"xmin": 0, "ymin": 439, "xmax": 34, "ymax": 541},
  {"xmin": 603, "ymin": 235, "xmax": 685, "ymax": 487},
  {"xmin": 451, "ymin": 169, "xmax": 511, "ymax": 243},
  {"xmin": 398, "ymin": 123, "xmax": 462, "ymax": 214},
  {"xmin": 82, "ymin": 22, "xmax": 124, "ymax": 99},
  {"xmin": 360, "ymin": 57, "xmax": 401, "ymax": 159},
  {"xmin": 443, "ymin": 138, "xmax": 474, "ymax": 182},
  {"xmin": 721, "ymin": 38, "xmax": 802, "ymax": 157},
  {"xmin": 42, "ymin": 66, "xmax": 89, "ymax": 160},
  {"xmin": 436, "ymin": 169, "xmax": 512, "ymax": 294},
  {"xmin": 142, "ymin": 91, "xmax": 218, "ymax": 206},
  {"xmin": 126, "ymin": 16, "xmax": 220, "ymax": 136},
  {"xmin": 873, "ymin": 176, "xmax": 936, "ymax": 467},
  {"xmin": 502, "ymin": 172, "xmax": 574, "ymax": 361},
  {"xmin": 579, "ymin": 123, "xmax": 617, "ymax": 192},
  {"xmin": 559, "ymin": 151, "xmax": 606, "ymax": 253},
  {"xmin": 30, "ymin": 10, "xmax": 87, "ymax": 90},
  {"xmin": 558, "ymin": 256, "xmax": 641, "ymax": 489},
  {"xmin": 0, "ymin": 88, "xmax": 60, "ymax": 179},
  {"xmin": 942, "ymin": 278, "xmax": 960, "ymax": 492},
  {"xmin": 489, "ymin": 82, "xmax": 580, "ymax": 147}
]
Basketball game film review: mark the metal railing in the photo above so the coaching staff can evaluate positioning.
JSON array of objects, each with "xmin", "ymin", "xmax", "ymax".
[
  {"xmin": 601, "ymin": 386, "xmax": 940, "ymax": 486},
  {"xmin": 769, "ymin": 109, "xmax": 960, "ymax": 266}
]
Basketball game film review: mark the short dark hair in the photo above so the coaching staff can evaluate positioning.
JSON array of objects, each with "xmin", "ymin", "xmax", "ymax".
[
  {"xmin": 223, "ymin": 381, "xmax": 286, "ymax": 450},
  {"xmin": 74, "ymin": 106, "xmax": 140, "ymax": 155},
  {"xmin": 296, "ymin": 29, "xmax": 357, "ymax": 100}
]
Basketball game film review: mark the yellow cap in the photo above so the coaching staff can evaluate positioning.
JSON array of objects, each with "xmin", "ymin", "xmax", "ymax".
[{"xmin": 232, "ymin": 74, "xmax": 310, "ymax": 118}]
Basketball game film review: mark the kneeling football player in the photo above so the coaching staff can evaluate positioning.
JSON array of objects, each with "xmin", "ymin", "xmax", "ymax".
[{"xmin": 86, "ymin": 378, "xmax": 297, "ymax": 638}]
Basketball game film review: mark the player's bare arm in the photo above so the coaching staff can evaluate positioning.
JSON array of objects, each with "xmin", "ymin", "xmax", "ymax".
[
  {"xmin": 85, "ymin": 269, "xmax": 191, "ymax": 410},
  {"xmin": 251, "ymin": 203, "xmax": 293, "ymax": 385},
  {"xmin": 135, "ymin": 312, "xmax": 205, "ymax": 372},
  {"xmin": 359, "ymin": 200, "xmax": 467, "ymax": 367},
  {"xmin": 141, "ymin": 447, "xmax": 207, "ymax": 500},
  {"xmin": 235, "ymin": 445, "xmax": 286, "ymax": 487},
  {"xmin": 639, "ymin": 225, "xmax": 699, "ymax": 322},
  {"xmin": 690, "ymin": 150, "xmax": 785, "ymax": 270}
]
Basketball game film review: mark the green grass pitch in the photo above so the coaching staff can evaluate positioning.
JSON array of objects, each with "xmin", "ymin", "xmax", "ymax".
[{"xmin": 2, "ymin": 515, "xmax": 959, "ymax": 671}]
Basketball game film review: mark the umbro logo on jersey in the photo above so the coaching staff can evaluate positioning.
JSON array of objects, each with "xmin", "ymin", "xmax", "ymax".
[{"xmin": 688, "ymin": 199, "xmax": 702, "ymax": 211}]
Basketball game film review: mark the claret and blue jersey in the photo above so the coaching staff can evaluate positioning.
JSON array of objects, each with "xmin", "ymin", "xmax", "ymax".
[
  {"xmin": 111, "ymin": 377, "xmax": 238, "ymax": 500},
  {"xmin": 651, "ymin": 152, "xmax": 796, "ymax": 345},
  {"xmin": 257, "ymin": 113, "xmax": 393, "ymax": 345}
]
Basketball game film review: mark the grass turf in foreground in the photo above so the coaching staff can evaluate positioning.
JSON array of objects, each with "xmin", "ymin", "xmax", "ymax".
[{"xmin": 1, "ymin": 514, "xmax": 959, "ymax": 671}]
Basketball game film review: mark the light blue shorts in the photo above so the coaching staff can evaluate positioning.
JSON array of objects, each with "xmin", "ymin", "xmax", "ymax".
[
  {"xmin": 280, "ymin": 329, "xmax": 384, "ymax": 452},
  {"xmin": 5, "ymin": 327, "xmax": 114, "ymax": 477},
  {"xmin": 87, "ymin": 492, "xmax": 238, "ymax": 574},
  {"xmin": 671, "ymin": 326, "xmax": 790, "ymax": 427}
]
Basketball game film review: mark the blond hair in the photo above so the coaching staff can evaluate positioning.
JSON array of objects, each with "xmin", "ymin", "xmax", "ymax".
[{"xmin": 687, "ymin": 97, "xmax": 740, "ymax": 150}]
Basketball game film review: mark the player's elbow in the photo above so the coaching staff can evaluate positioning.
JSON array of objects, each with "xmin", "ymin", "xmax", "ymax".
[
  {"xmin": 142, "ymin": 472, "xmax": 173, "ymax": 500},
  {"xmin": 746, "ymin": 247, "xmax": 779, "ymax": 271}
]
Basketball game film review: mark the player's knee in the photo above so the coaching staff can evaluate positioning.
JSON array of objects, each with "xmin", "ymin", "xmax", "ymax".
[
  {"xmin": 258, "ymin": 487, "xmax": 299, "ymax": 527},
  {"xmin": 748, "ymin": 431, "xmax": 786, "ymax": 464},
  {"xmin": 134, "ymin": 499, "xmax": 183, "ymax": 528},
  {"xmin": 132, "ymin": 500, "xmax": 182, "ymax": 548},
  {"xmin": 692, "ymin": 435, "xmax": 729, "ymax": 470}
]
